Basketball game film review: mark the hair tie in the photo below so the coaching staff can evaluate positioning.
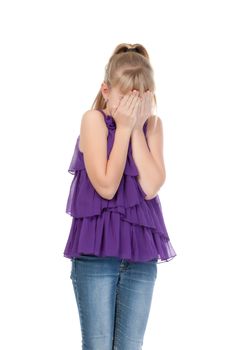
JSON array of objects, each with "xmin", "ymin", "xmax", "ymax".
[{"xmin": 126, "ymin": 48, "xmax": 138, "ymax": 52}]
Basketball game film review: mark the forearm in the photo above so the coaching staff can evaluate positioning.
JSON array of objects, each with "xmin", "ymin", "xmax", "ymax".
[
  {"xmin": 131, "ymin": 128, "xmax": 165, "ymax": 199},
  {"xmin": 105, "ymin": 127, "xmax": 132, "ymax": 198}
]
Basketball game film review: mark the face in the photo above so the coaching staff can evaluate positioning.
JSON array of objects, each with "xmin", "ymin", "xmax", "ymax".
[
  {"xmin": 101, "ymin": 83, "xmax": 154, "ymax": 115},
  {"xmin": 101, "ymin": 84, "xmax": 124, "ymax": 114},
  {"xmin": 101, "ymin": 83, "xmax": 142, "ymax": 116}
]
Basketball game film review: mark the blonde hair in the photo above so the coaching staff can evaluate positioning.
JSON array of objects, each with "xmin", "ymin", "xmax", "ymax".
[{"xmin": 91, "ymin": 43, "xmax": 157, "ymax": 116}]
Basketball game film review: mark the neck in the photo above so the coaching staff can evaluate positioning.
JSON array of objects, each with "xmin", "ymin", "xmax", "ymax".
[{"xmin": 104, "ymin": 105, "xmax": 111, "ymax": 116}]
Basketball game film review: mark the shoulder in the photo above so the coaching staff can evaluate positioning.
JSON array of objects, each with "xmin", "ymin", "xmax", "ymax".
[
  {"xmin": 81, "ymin": 109, "xmax": 108, "ymax": 133},
  {"xmin": 80, "ymin": 109, "xmax": 108, "ymax": 151},
  {"xmin": 81, "ymin": 109, "xmax": 106, "ymax": 124}
]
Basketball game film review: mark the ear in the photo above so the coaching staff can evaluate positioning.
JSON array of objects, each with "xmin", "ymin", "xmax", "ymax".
[{"xmin": 101, "ymin": 82, "xmax": 110, "ymax": 100}]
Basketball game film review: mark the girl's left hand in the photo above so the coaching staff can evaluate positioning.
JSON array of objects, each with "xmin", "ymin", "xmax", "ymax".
[{"xmin": 133, "ymin": 90, "xmax": 154, "ymax": 130}]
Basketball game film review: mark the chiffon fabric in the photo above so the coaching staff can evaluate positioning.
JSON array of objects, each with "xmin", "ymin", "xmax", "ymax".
[{"xmin": 63, "ymin": 109, "xmax": 177, "ymax": 264}]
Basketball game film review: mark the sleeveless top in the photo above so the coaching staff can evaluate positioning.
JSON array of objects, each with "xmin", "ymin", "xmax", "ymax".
[{"xmin": 63, "ymin": 109, "xmax": 177, "ymax": 263}]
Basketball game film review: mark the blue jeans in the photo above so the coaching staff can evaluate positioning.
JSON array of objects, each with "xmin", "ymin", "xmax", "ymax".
[{"xmin": 70, "ymin": 254, "xmax": 158, "ymax": 350}]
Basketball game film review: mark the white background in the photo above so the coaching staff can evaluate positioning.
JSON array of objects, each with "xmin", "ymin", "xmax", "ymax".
[{"xmin": 0, "ymin": 0, "xmax": 237, "ymax": 349}]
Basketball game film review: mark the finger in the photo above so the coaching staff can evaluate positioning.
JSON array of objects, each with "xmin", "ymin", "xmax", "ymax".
[
  {"xmin": 113, "ymin": 103, "xmax": 119, "ymax": 117},
  {"xmin": 137, "ymin": 98, "xmax": 142, "ymax": 114},
  {"xmin": 117, "ymin": 94, "xmax": 128, "ymax": 108},
  {"xmin": 116, "ymin": 95, "xmax": 124, "ymax": 109},
  {"xmin": 125, "ymin": 90, "xmax": 139, "ymax": 109},
  {"xmin": 145, "ymin": 91, "xmax": 151, "ymax": 116},
  {"xmin": 129, "ymin": 95, "xmax": 140, "ymax": 114},
  {"xmin": 147, "ymin": 91, "xmax": 153, "ymax": 116},
  {"xmin": 132, "ymin": 98, "xmax": 141, "ymax": 117},
  {"xmin": 117, "ymin": 91, "xmax": 131, "ymax": 109},
  {"xmin": 141, "ymin": 92, "xmax": 146, "ymax": 115},
  {"xmin": 145, "ymin": 91, "xmax": 150, "ymax": 115},
  {"xmin": 114, "ymin": 93, "xmax": 130, "ymax": 116},
  {"xmin": 134, "ymin": 98, "xmax": 141, "ymax": 119},
  {"xmin": 122, "ymin": 91, "xmax": 134, "ymax": 107},
  {"xmin": 114, "ymin": 93, "xmax": 127, "ymax": 115}
]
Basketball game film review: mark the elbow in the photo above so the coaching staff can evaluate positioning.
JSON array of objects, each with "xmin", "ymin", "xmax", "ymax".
[
  {"xmin": 87, "ymin": 172, "xmax": 113, "ymax": 200},
  {"xmin": 156, "ymin": 169, "xmax": 166, "ymax": 191},
  {"xmin": 160, "ymin": 172, "xmax": 166, "ymax": 187},
  {"xmin": 103, "ymin": 185, "xmax": 118, "ymax": 200},
  {"xmin": 156, "ymin": 173, "xmax": 166, "ymax": 193},
  {"xmin": 102, "ymin": 187, "xmax": 120, "ymax": 200},
  {"xmin": 85, "ymin": 168, "xmax": 115, "ymax": 200},
  {"xmin": 95, "ymin": 183, "xmax": 116, "ymax": 200},
  {"xmin": 102, "ymin": 188, "xmax": 115, "ymax": 200},
  {"xmin": 96, "ymin": 175, "xmax": 118, "ymax": 200},
  {"xmin": 144, "ymin": 174, "xmax": 166, "ymax": 200}
]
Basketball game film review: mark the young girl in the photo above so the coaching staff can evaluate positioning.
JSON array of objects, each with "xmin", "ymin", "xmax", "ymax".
[{"xmin": 63, "ymin": 43, "xmax": 176, "ymax": 350}]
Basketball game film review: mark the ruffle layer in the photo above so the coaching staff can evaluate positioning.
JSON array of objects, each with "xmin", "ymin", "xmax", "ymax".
[
  {"xmin": 63, "ymin": 214, "xmax": 176, "ymax": 264},
  {"xmin": 64, "ymin": 113, "xmax": 177, "ymax": 263}
]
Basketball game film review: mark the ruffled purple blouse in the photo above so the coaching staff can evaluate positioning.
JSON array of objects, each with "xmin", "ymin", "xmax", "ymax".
[{"xmin": 63, "ymin": 109, "xmax": 176, "ymax": 263}]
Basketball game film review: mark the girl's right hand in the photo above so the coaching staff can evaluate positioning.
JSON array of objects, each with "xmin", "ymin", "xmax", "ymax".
[{"xmin": 111, "ymin": 91, "xmax": 141, "ymax": 131}]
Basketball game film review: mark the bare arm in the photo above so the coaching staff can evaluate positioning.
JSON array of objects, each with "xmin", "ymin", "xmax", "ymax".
[
  {"xmin": 80, "ymin": 110, "xmax": 132, "ymax": 200},
  {"xmin": 105, "ymin": 127, "xmax": 132, "ymax": 198},
  {"xmin": 130, "ymin": 116, "xmax": 166, "ymax": 200}
]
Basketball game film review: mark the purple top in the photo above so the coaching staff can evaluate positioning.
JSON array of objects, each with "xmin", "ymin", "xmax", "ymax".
[{"xmin": 63, "ymin": 109, "xmax": 176, "ymax": 263}]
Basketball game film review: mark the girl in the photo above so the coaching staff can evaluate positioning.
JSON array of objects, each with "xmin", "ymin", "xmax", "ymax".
[{"xmin": 63, "ymin": 43, "xmax": 176, "ymax": 350}]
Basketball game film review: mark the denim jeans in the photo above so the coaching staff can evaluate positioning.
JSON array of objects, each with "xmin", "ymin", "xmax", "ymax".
[{"xmin": 70, "ymin": 254, "xmax": 158, "ymax": 350}]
